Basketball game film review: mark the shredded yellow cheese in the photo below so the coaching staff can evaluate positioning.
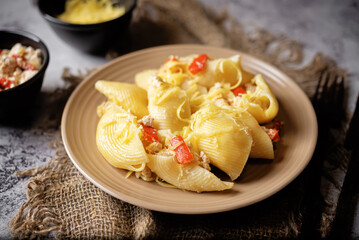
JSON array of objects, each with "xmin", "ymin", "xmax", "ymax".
[
  {"xmin": 57, "ymin": 0, "xmax": 125, "ymax": 24},
  {"xmin": 176, "ymin": 100, "xmax": 192, "ymax": 123}
]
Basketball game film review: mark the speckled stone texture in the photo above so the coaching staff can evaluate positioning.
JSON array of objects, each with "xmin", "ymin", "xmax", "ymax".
[
  {"xmin": 1, "ymin": 0, "xmax": 358, "ymax": 239},
  {"xmin": 0, "ymin": 128, "xmax": 55, "ymax": 238}
]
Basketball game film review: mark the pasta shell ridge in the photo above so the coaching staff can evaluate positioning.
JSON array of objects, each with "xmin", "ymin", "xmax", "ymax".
[
  {"xmin": 96, "ymin": 105, "xmax": 148, "ymax": 171},
  {"xmin": 95, "ymin": 80, "xmax": 149, "ymax": 118},
  {"xmin": 147, "ymin": 154, "xmax": 233, "ymax": 192}
]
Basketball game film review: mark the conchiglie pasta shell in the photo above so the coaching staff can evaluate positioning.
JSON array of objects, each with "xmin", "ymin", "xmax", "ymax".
[
  {"xmin": 135, "ymin": 69, "xmax": 157, "ymax": 91},
  {"xmin": 96, "ymin": 105, "xmax": 148, "ymax": 171},
  {"xmin": 241, "ymin": 74, "xmax": 279, "ymax": 124},
  {"xmin": 148, "ymin": 81, "xmax": 191, "ymax": 132},
  {"xmin": 236, "ymin": 111, "xmax": 274, "ymax": 159},
  {"xmin": 95, "ymin": 80, "xmax": 149, "ymax": 118},
  {"xmin": 192, "ymin": 107, "xmax": 253, "ymax": 180},
  {"xmin": 147, "ymin": 154, "xmax": 233, "ymax": 192},
  {"xmin": 197, "ymin": 128, "xmax": 252, "ymax": 180}
]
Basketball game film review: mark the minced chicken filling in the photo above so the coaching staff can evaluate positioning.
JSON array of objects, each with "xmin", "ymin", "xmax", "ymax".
[{"xmin": 0, "ymin": 43, "xmax": 42, "ymax": 91}]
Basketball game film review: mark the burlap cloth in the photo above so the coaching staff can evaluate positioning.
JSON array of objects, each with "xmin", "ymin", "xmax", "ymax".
[{"xmin": 9, "ymin": 0, "xmax": 352, "ymax": 239}]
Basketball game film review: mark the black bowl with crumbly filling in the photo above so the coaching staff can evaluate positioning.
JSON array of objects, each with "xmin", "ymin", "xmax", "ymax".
[
  {"xmin": 37, "ymin": 0, "xmax": 136, "ymax": 54},
  {"xmin": 0, "ymin": 29, "xmax": 50, "ymax": 121}
]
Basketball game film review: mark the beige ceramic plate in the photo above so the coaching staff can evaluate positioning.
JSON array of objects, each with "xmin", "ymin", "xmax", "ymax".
[{"xmin": 61, "ymin": 44, "xmax": 317, "ymax": 214}]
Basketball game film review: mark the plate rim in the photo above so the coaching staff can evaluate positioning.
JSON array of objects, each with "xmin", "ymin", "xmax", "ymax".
[{"xmin": 61, "ymin": 44, "xmax": 318, "ymax": 214}]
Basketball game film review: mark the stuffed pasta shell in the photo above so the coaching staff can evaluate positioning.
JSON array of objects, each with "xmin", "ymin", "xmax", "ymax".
[
  {"xmin": 191, "ymin": 104, "xmax": 253, "ymax": 180},
  {"xmin": 96, "ymin": 103, "xmax": 148, "ymax": 171},
  {"xmin": 95, "ymin": 80, "xmax": 149, "ymax": 118},
  {"xmin": 232, "ymin": 74, "xmax": 279, "ymax": 124},
  {"xmin": 147, "ymin": 154, "xmax": 233, "ymax": 192},
  {"xmin": 147, "ymin": 76, "xmax": 191, "ymax": 133},
  {"xmin": 233, "ymin": 110, "xmax": 274, "ymax": 159}
]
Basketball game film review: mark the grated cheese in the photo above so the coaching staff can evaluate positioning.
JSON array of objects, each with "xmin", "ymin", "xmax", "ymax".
[{"xmin": 57, "ymin": 0, "xmax": 125, "ymax": 24}]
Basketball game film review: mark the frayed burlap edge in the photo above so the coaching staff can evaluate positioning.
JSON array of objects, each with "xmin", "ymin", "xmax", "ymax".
[
  {"xmin": 10, "ymin": 136, "xmax": 157, "ymax": 240},
  {"xmin": 9, "ymin": 136, "xmax": 64, "ymax": 239}
]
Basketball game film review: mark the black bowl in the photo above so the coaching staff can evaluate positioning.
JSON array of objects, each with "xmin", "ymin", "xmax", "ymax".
[
  {"xmin": 0, "ymin": 29, "xmax": 50, "ymax": 121},
  {"xmin": 37, "ymin": 0, "xmax": 136, "ymax": 54}
]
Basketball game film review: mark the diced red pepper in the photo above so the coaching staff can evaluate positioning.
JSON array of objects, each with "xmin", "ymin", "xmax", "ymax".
[
  {"xmin": 263, "ymin": 119, "xmax": 282, "ymax": 142},
  {"xmin": 141, "ymin": 124, "xmax": 159, "ymax": 143},
  {"xmin": 232, "ymin": 87, "xmax": 247, "ymax": 96},
  {"xmin": 0, "ymin": 77, "xmax": 13, "ymax": 89},
  {"xmin": 11, "ymin": 54, "xmax": 19, "ymax": 59},
  {"xmin": 169, "ymin": 136, "xmax": 183, "ymax": 148},
  {"xmin": 266, "ymin": 128, "xmax": 280, "ymax": 142},
  {"xmin": 188, "ymin": 54, "xmax": 209, "ymax": 74},
  {"xmin": 164, "ymin": 56, "xmax": 178, "ymax": 64},
  {"xmin": 170, "ymin": 136, "xmax": 194, "ymax": 164},
  {"xmin": 25, "ymin": 63, "xmax": 36, "ymax": 71}
]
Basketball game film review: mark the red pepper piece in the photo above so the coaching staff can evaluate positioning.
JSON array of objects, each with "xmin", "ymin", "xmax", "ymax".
[
  {"xmin": 232, "ymin": 87, "xmax": 247, "ymax": 96},
  {"xmin": 0, "ymin": 77, "xmax": 13, "ymax": 89},
  {"xmin": 188, "ymin": 54, "xmax": 209, "ymax": 74},
  {"xmin": 141, "ymin": 124, "xmax": 159, "ymax": 143},
  {"xmin": 25, "ymin": 63, "xmax": 36, "ymax": 71},
  {"xmin": 11, "ymin": 54, "xmax": 19, "ymax": 59},
  {"xmin": 169, "ymin": 136, "xmax": 183, "ymax": 148},
  {"xmin": 170, "ymin": 136, "xmax": 194, "ymax": 164},
  {"xmin": 266, "ymin": 128, "xmax": 280, "ymax": 142},
  {"xmin": 164, "ymin": 56, "xmax": 178, "ymax": 64}
]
